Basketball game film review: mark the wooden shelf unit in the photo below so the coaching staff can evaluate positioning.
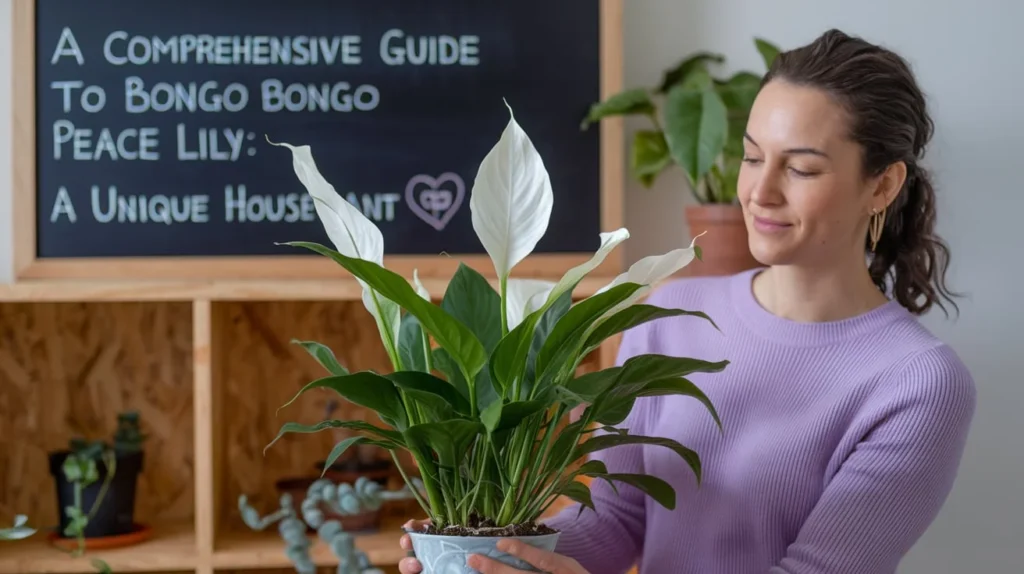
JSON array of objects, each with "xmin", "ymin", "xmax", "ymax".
[{"xmin": 0, "ymin": 279, "xmax": 620, "ymax": 574}]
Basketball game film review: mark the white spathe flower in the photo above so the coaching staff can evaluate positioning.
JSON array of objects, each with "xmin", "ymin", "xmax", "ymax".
[
  {"xmin": 267, "ymin": 138, "xmax": 383, "ymax": 265},
  {"xmin": 598, "ymin": 231, "xmax": 706, "ymax": 296},
  {"xmin": 541, "ymin": 228, "xmax": 630, "ymax": 307},
  {"xmin": 413, "ymin": 269, "xmax": 431, "ymax": 301},
  {"xmin": 470, "ymin": 101, "xmax": 554, "ymax": 279},
  {"xmin": 505, "ymin": 278, "xmax": 556, "ymax": 330},
  {"xmin": 270, "ymin": 138, "xmax": 400, "ymax": 349}
]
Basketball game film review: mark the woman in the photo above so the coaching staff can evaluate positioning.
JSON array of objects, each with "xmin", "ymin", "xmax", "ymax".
[{"xmin": 398, "ymin": 28, "xmax": 977, "ymax": 574}]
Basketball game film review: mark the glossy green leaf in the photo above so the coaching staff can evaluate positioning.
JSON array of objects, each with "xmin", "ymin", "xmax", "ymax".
[
  {"xmin": 278, "ymin": 372, "xmax": 408, "ymax": 430},
  {"xmin": 397, "ymin": 314, "xmax": 428, "ymax": 372},
  {"xmin": 575, "ymin": 434, "xmax": 703, "ymax": 485},
  {"xmin": 433, "ymin": 348, "xmax": 471, "ymax": 401},
  {"xmin": 634, "ymin": 376, "xmax": 723, "ymax": 430},
  {"xmin": 386, "ymin": 371, "xmax": 472, "ymax": 417},
  {"xmin": 291, "ymin": 339, "xmax": 349, "ymax": 376},
  {"xmin": 535, "ymin": 283, "xmax": 644, "ymax": 388},
  {"xmin": 442, "ymin": 263, "xmax": 502, "ymax": 353},
  {"xmin": 523, "ymin": 288, "xmax": 574, "ymax": 396},
  {"xmin": 584, "ymin": 304, "xmax": 718, "ymax": 351},
  {"xmin": 404, "ymin": 420, "xmax": 485, "ymax": 470},
  {"xmin": 282, "ymin": 241, "xmax": 487, "ymax": 382},
  {"xmin": 480, "ymin": 399, "xmax": 549, "ymax": 434},
  {"xmin": 557, "ymin": 480, "xmax": 595, "ymax": 514},
  {"xmin": 264, "ymin": 419, "xmax": 404, "ymax": 455},
  {"xmin": 580, "ymin": 88, "xmax": 654, "ymax": 129},
  {"xmin": 663, "ymin": 81, "xmax": 729, "ymax": 188},
  {"xmin": 323, "ymin": 436, "xmax": 372, "ymax": 471},
  {"xmin": 631, "ymin": 130, "xmax": 671, "ymax": 188},
  {"xmin": 594, "ymin": 473, "xmax": 677, "ymax": 510}
]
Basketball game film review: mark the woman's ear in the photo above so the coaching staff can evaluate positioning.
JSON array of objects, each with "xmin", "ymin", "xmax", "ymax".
[{"xmin": 870, "ymin": 161, "xmax": 908, "ymax": 211}]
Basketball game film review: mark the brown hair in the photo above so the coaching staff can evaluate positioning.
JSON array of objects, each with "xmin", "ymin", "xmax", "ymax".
[{"xmin": 762, "ymin": 29, "xmax": 958, "ymax": 316}]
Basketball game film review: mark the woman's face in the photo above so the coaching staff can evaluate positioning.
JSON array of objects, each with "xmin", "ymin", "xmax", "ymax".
[{"xmin": 737, "ymin": 79, "xmax": 895, "ymax": 268}]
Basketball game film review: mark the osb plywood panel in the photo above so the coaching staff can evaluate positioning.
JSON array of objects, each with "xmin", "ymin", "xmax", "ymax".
[
  {"xmin": 218, "ymin": 301, "xmax": 394, "ymax": 528},
  {"xmin": 0, "ymin": 302, "xmax": 194, "ymax": 528}
]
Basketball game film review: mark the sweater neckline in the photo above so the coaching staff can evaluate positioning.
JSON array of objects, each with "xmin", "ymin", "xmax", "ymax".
[{"xmin": 730, "ymin": 267, "xmax": 909, "ymax": 347}]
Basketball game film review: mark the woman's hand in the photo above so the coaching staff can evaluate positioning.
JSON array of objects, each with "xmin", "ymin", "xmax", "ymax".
[
  {"xmin": 467, "ymin": 538, "xmax": 589, "ymax": 574},
  {"xmin": 397, "ymin": 520, "xmax": 588, "ymax": 574},
  {"xmin": 398, "ymin": 519, "xmax": 430, "ymax": 574}
]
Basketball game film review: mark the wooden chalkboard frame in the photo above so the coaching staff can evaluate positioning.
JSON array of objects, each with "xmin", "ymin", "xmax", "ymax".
[{"xmin": 12, "ymin": 0, "xmax": 624, "ymax": 282}]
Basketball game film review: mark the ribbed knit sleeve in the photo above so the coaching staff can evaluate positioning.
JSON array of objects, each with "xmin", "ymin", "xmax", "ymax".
[
  {"xmin": 770, "ymin": 344, "xmax": 977, "ymax": 574},
  {"xmin": 544, "ymin": 326, "xmax": 651, "ymax": 574}
]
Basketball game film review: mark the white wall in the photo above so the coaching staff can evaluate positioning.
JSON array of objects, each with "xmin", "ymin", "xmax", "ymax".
[
  {"xmin": 1, "ymin": 1, "xmax": 1020, "ymax": 571},
  {"xmin": 622, "ymin": 1, "xmax": 1023, "ymax": 573}
]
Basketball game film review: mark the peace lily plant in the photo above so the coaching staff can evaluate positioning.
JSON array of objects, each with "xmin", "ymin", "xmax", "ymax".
[{"xmin": 266, "ymin": 103, "xmax": 727, "ymax": 573}]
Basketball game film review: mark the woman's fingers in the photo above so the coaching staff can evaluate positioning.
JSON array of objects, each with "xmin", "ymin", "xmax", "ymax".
[
  {"xmin": 398, "ymin": 556, "xmax": 423, "ymax": 574},
  {"xmin": 467, "ymin": 539, "xmax": 587, "ymax": 574}
]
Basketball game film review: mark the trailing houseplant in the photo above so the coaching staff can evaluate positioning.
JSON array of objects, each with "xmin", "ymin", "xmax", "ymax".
[
  {"xmin": 265, "ymin": 103, "xmax": 728, "ymax": 573},
  {"xmin": 48, "ymin": 410, "xmax": 146, "ymax": 551},
  {"xmin": 581, "ymin": 38, "xmax": 782, "ymax": 276}
]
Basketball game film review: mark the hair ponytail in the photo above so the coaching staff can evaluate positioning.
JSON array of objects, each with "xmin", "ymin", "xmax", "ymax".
[
  {"xmin": 765, "ymin": 29, "xmax": 960, "ymax": 316},
  {"xmin": 868, "ymin": 163, "xmax": 958, "ymax": 315}
]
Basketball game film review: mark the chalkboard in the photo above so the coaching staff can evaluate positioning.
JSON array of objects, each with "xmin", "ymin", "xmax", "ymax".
[{"xmin": 28, "ymin": 0, "xmax": 613, "ymax": 270}]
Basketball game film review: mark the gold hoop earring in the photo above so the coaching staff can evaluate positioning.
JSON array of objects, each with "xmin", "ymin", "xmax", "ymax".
[{"xmin": 869, "ymin": 206, "xmax": 886, "ymax": 252}]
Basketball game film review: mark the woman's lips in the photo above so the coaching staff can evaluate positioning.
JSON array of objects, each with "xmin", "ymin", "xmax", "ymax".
[{"xmin": 753, "ymin": 215, "xmax": 793, "ymax": 233}]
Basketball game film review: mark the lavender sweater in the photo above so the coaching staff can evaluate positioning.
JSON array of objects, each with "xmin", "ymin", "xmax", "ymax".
[{"xmin": 546, "ymin": 268, "xmax": 976, "ymax": 574}]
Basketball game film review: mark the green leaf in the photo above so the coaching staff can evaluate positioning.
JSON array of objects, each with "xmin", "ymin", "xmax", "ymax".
[
  {"xmin": 442, "ymin": 263, "xmax": 502, "ymax": 353},
  {"xmin": 291, "ymin": 340, "xmax": 349, "ymax": 376},
  {"xmin": 397, "ymin": 313, "xmax": 428, "ymax": 372},
  {"xmin": 404, "ymin": 420, "xmax": 485, "ymax": 470},
  {"xmin": 489, "ymin": 310, "xmax": 541, "ymax": 398},
  {"xmin": 755, "ymin": 38, "xmax": 781, "ymax": 70},
  {"xmin": 631, "ymin": 130, "xmax": 671, "ymax": 188},
  {"xmin": 523, "ymin": 289, "xmax": 573, "ymax": 396},
  {"xmin": 584, "ymin": 304, "xmax": 719, "ymax": 351},
  {"xmin": 433, "ymin": 348, "xmax": 471, "ymax": 401},
  {"xmin": 480, "ymin": 399, "xmax": 549, "ymax": 434},
  {"xmin": 535, "ymin": 283, "xmax": 644, "ymax": 389},
  {"xmin": 283, "ymin": 241, "xmax": 487, "ymax": 383},
  {"xmin": 323, "ymin": 436, "xmax": 372, "ymax": 470},
  {"xmin": 265, "ymin": 420, "xmax": 404, "ymax": 455},
  {"xmin": 278, "ymin": 372, "xmax": 408, "ymax": 430},
  {"xmin": 565, "ymin": 368, "xmax": 621, "ymax": 402},
  {"xmin": 657, "ymin": 52, "xmax": 725, "ymax": 93},
  {"xmin": 576, "ymin": 434, "xmax": 703, "ymax": 485},
  {"xmin": 580, "ymin": 88, "xmax": 655, "ymax": 129},
  {"xmin": 636, "ymin": 377, "xmax": 722, "ymax": 430},
  {"xmin": 595, "ymin": 473, "xmax": 677, "ymax": 510},
  {"xmin": 715, "ymin": 71, "xmax": 762, "ymax": 114},
  {"xmin": 386, "ymin": 371, "xmax": 473, "ymax": 417},
  {"xmin": 613, "ymin": 354, "xmax": 729, "ymax": 398},
  {"xmin": 557, "ymin": 480, "xmax": 595, "ymax": 513},
  {"xmin": 664, "ymin": 81, "xmax": 729, "ymax": 188},
  {"xmin": 591, "ymin": 395, "xmax": 636, "ymax": 426}
]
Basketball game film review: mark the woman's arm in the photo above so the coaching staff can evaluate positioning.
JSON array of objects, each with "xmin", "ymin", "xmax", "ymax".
[
  {"xmin": 771, "ymin": 345, "xmax": 977, "ymax": 574},
  {"xmin": 543, "ymin": 327, "xmax": 654, "ymax": 574}
]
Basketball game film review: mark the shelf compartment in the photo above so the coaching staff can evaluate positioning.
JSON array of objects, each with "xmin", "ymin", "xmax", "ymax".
[{"xmin": 0, "ymin": 301, "xmax": 195, "ymax": 573}]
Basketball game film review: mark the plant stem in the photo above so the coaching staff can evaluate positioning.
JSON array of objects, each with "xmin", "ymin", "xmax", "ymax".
[
  {"xmin": 390, "ymin": 451, "xmax": 432, "ymax": 515},
  {"xmin": 500, "ymin": 276, "xmax": 509, "ymax": 337}
]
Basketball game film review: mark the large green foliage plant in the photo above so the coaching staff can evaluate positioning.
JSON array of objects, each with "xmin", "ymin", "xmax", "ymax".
[
  {"xmin": 581, "ymin": 38, "xmax": 781, "ymax": 204},
  {"xmin": 265, "ymin": 103, "xmax": 728, "ymax": 533}
]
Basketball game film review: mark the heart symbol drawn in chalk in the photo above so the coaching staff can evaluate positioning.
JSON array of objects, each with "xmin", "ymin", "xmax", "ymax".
[{"xmin": 405, "ymin": 172, "xmax": 465, "ymax": 231}]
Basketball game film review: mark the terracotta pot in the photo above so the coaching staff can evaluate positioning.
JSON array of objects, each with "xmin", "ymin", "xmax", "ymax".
[{"xmin": 682, "ymin": 204, "xmax": 760, "ymax": 277}]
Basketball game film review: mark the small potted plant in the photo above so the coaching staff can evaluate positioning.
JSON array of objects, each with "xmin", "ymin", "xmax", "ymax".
[
  {"xmin": 264, "ymin": 102, "xmax": 728, "ymax": 573},
  {"xmin": 47, "ymin": 410, "xmax": 147, "ymax": 551},
  {"xmin": 581, "ymin": 38, "xmax": 782, "ymax": 276}
]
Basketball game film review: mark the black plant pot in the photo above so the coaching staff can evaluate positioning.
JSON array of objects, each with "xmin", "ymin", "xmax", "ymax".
[{"xmin": 48, "ymin": 450, "xmax": 144, "ymax": 538}]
